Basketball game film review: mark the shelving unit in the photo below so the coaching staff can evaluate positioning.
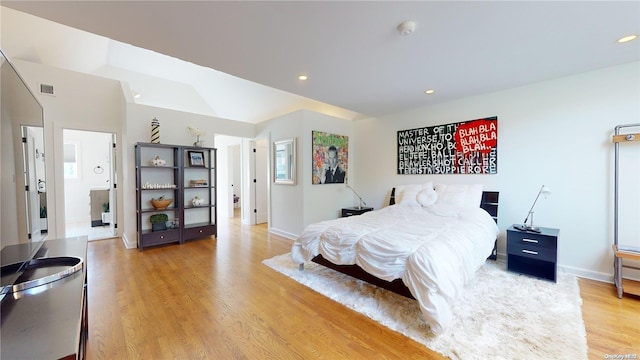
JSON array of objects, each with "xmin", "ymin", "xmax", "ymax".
[
  {"xmin": 135, "ymin": 143, "xmax": 216, "ymax": 250},
  {"xmin": 613, "ymin": 245, "xmax": 640, "ymax": 297},
  {"xmin": 135, "ymin": 143, "xmax": 181, "ymax": 249},
  {"xmin": 181, "ymin": 146, "xmax": 217, "ymax": 242},
  {"xmin": 612, "ymin": 123, "xmax": 640, "ymax": 298}
]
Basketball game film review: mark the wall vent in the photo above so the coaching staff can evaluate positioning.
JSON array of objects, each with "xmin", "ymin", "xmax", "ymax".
[{"xmin": 40, "ymin": 84, "xmax": 55, "ymax": 95}]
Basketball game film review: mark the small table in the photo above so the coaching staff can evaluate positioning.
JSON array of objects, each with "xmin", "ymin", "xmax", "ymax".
[
  {"xmin": 507, "ymin": 225, "xmax": 559, "ymax": 282},
  {"xmin": 341, "ymin": 206, "xmax": 373, "ymax": 217}
]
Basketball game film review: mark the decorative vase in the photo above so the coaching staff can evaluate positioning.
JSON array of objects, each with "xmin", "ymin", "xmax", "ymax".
[
  {"xmin": 151, "ymin": 117, "xmax": 160, "ymax": 143},
  {"xmin": 194, "ymin": 135, "xmax": 202, "ymax": 147}
]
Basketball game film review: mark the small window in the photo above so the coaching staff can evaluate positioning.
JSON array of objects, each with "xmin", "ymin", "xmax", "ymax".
[{"xmin": 63, "ymin": 143, "xmax": 78, "ymax": 178}]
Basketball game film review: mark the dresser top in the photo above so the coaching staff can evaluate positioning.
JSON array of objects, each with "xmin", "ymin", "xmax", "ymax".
[{"xmin": 508, "ymin": 224, "xmax": 559, "ymax": 237}]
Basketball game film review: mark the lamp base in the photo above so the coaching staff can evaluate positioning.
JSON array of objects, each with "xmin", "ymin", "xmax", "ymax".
[{"xmin": 513, "ymin": 224, "xmax": 542, "ymax": 233}]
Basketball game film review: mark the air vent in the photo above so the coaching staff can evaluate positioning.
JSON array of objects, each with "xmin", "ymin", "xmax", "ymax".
[{"xmin": 40, "ymin": 84, "xmax": 55, "ymax": 95}]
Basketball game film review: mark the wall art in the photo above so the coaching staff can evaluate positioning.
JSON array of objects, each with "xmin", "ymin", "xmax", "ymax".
[
  {"xmin": 397, "ymin": 116, "xmax": 498, "ymax": 174},
  {"xmin": 312, "ymin": 131, "xmax": 348, "ymax": 184}
]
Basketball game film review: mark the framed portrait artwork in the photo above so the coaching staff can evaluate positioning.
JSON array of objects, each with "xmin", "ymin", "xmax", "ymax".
[
  {"xmin": 312, "ymin": 131, "xmax": 348, "ymax": 184},
  {"xmin": 188, "ymin": 151, "xmax": 205, "ymax": 167}
]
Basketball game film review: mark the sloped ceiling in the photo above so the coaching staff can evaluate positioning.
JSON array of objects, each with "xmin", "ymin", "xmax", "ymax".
[{"xmin": 2, "ymin": 1, "xmax": 639, "ymax": 124}]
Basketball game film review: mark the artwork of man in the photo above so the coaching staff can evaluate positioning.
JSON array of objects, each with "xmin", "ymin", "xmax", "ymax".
[
  {"xmin": 321, "ymin": 145, "xmax": 346, "ymax": 183},
  {"xmin": 312, "ymin": 131, "xmax": 348, "ymax": 185}
]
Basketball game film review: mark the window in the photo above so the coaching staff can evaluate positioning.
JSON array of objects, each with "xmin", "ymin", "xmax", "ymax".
[{"xmin": 63, "ymin": 143, "xmax": 78, "ymax": 178}]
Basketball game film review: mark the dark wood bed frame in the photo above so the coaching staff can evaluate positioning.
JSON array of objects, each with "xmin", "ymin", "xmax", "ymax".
[{"xmin": 311, "ymin": 189, "xmax": 499, "ymax": 300}]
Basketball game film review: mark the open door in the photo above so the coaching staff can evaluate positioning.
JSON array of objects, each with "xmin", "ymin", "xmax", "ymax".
[
  {"xmin": 249, "ymin": 138, "xmax": 268, "ymax": 225},
  {"xmin": 255, "ymin": 139, "xmax": 268, "ymax": 224},
  {"xmin": 21, "ymin": 126, "xmax": 45, "ymax": 242},
  {"xmin": 108, "ymin": 133, "xmax": 117, "ymax": 235}
]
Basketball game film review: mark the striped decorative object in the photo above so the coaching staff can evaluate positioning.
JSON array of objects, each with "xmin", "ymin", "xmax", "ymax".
[{"xmin": 151, "ymin": 117, "xmax": 160, "ymax": 143}]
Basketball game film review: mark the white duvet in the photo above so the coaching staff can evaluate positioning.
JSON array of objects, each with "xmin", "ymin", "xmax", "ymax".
[{"xmin": 291, "ymin": 203, "xmax": 499, "ymax": 335}]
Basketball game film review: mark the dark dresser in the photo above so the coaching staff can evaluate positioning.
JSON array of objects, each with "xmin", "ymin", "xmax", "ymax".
[
  {"xmin": 341, "ymin": 206, "xmax": 374, "ymax": 217},
  {"xmin": 507, "ymin": 225, "xmax": 559, "ymax": 282}
]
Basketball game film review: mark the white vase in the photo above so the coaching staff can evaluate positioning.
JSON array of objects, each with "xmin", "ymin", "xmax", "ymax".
[{"xmin": 194, "ymin": 135, "xmax": 203, "ymax": 147}]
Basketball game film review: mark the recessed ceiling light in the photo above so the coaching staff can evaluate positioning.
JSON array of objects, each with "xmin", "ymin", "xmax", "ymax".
[
  {"xmin": 298, "ymin": 74, "xmax": 308, "ymax": 81},
  {"xmin": 425, "ymin": 89, "xmax": 435, "ymax": 95},
  {"xmin": 617, "ymin": 34, "xmax": 637, "ymax": 43}
]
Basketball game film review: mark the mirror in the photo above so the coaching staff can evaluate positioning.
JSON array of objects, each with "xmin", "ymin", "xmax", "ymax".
[
  {"xmin": 274, "ymin": 138, "xmax": 296, "ymax": 185},
  {"xmin": 1, "ymin": 49, "xmax": 46, "ymax": 250}
]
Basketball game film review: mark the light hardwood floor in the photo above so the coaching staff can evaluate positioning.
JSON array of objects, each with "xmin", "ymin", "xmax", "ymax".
[{"xmin": 87, "ymin": 216, "xmax": 640, "ymax": 359}]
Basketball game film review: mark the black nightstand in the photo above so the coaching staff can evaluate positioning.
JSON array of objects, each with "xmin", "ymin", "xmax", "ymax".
[
  {"xmin": 507, "ymin": 225, "xmax": 559, "ymax": 282},
  {"xmin": 341, "ymin": 206, "xmax": 373, "ymax": 217}
]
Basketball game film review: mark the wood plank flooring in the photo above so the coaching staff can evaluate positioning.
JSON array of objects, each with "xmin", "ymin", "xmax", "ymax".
[{"xmin": 87, "ymin": 216, "xmax": 639, "ymax": 359}]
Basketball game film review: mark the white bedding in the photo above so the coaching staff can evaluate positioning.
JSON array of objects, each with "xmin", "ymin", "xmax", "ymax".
[{"xmin": 291, "ymin": 202, "xmax": 499, "ymax": 335}]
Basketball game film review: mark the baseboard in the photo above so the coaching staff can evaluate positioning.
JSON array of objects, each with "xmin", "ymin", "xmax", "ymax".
[
  {"xmin": 559, "ymin": 265, "xmax": 614, "ymax": 283},
  {"xmin": 268, "ymin": 227, "xmax": 297, "ymax": 241},
  {"xmin": 121, "ymin": 233, "xmax": 136, "ymax": 249}
]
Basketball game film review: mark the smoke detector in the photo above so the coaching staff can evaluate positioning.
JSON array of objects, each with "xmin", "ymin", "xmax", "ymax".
[{"xmin": 397, "ymin": 20, "xmax": 416, "ymax": 36}]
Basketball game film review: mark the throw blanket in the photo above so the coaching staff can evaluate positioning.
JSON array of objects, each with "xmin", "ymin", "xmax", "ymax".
[{"xmin": 291, "ymin": 203, "xmax": 499, "ymax": 334}]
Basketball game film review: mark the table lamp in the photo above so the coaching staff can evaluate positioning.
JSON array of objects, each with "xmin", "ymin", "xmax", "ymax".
[
  {"xmin": 514, "ymin": 185, "xmax": 552, "ymax": 232},
  {"xmin": 346, "ymin": 183, "xmax": 366, "ymax": 210}
]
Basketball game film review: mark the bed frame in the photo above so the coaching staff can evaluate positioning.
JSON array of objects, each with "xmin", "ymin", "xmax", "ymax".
[{"xmin": 311, "ymin": 189, "xmax": 499, "ymax": 299}]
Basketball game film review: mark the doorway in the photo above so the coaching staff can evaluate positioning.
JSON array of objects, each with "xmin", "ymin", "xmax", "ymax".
[
  {"xmin": 230, "ymin": 144, "xmax": 241, "ymax": 218},
  {"xmin": 62, "ymin": 129, "xmax": 117, "ymax": 240},
  {"xmin": 252, "ymin": 138, "xmax": 268, "ymax": 225},
  {"xmin": 215, "ymin": 135, "xmax": 268, "ymax": 226},
  {"xmin": 21, "ymin": 125, "xmax": 47, "ymax": 242}
]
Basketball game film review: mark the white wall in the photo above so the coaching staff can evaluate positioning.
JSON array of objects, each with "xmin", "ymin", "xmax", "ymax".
[
  {"xmin": 257, "ymin": 111, "xmax": 302, "ymax": 237},
  {"xmin": 11, "ymin": 59, "xmax": 125, "ymax": 240},
  {"xmin": 301, "ymin": 111, "xmax": 355, "ymax": 226},
  {"xmin": 258, "ymin": 110, "xmax": 356, "ymax": 237},
  {"xmin": 352, "ymin": 61, "xmax": 640, "ymax": 281}
]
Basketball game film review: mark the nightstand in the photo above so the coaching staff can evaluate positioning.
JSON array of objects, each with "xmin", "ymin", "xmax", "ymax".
[
  {"xmin": 506, "ymin": 225, "xmax": 559, "ymax": 282},
  {"xmin": 341, "ymin": 206, "xmax": 373, "ymax": 217}
]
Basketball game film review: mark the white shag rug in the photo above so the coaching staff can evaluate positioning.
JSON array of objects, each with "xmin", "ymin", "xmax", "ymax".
[{"xmin": 263, "ymin": 253, "xmax": 588, "ymax": 360}]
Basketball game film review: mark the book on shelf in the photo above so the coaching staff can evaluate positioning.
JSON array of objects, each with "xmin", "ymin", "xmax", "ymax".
[
  {"xmin": 618, "ymin": 244, "xmax": 640, "ymax": 254},
  {"xmin": 189, "ymin": 179, "xmax": 208, "ymax": 187}
]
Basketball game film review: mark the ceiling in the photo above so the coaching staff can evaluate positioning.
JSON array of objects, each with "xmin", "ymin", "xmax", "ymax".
[{"xmin": 2, "ymin": 1, "xmax": 639, "ymax": 124}]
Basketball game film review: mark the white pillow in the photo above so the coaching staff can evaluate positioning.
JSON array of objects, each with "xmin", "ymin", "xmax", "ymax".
[
  {"xmin": 396, "ymin": 182, "xmax": 433, "ymax": 206},
  {"xmin": 416, "ymin": 187, "xmax": 438, "ymax": 207},
  {"xmin": 434, "ymin": 184, "xmax": 483, "ymax": 209}
]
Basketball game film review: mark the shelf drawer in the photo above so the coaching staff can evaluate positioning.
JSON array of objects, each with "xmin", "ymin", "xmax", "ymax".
[
  {"xmin": 507, "ymin": 242, "xmax": 557, "ymax": 262},
  {"xmin": 507, "ymin": 231, "xmax": 557, "ymax": 250},
  {"xmin": 183, "ymin": 225, "xmax": 216, "ymax": 241},
  {"xmin": 141, "ymin": 230, "xmax": 180, "ymax": 247}
]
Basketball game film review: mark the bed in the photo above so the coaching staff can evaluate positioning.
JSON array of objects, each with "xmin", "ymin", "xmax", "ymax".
[{"xmin": 291, "ymin": 183, "xmax": 499, "ymax": 335}]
